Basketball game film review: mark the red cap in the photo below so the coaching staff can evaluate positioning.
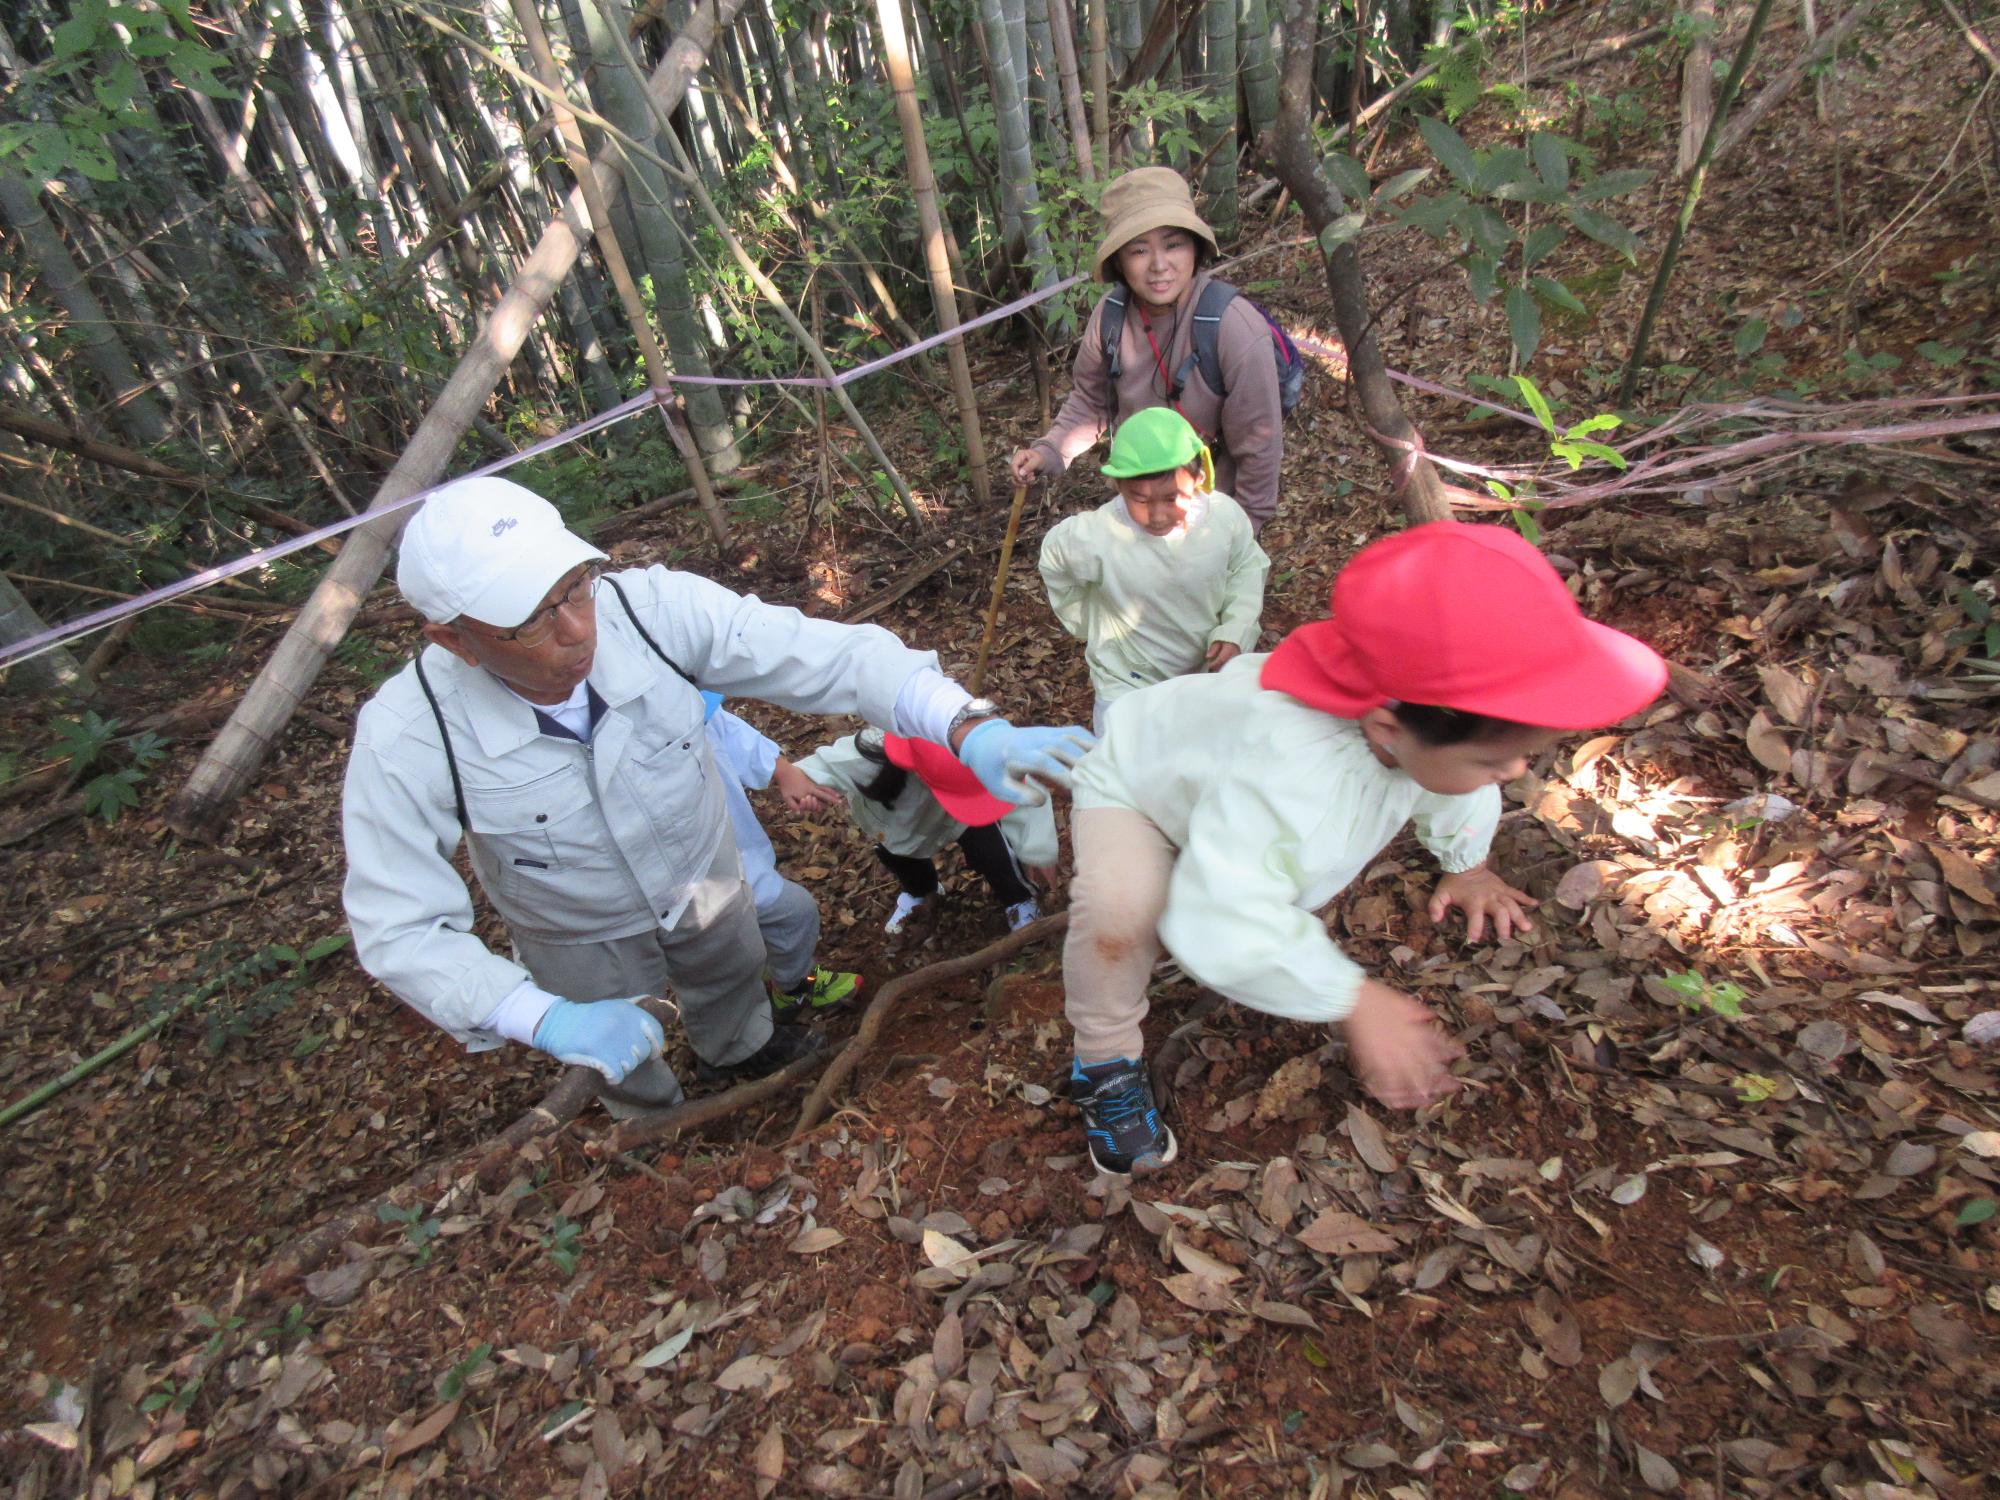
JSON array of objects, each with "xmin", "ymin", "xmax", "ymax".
[
  {"xmin": 1261, "ymin": 522, "xmax": 1667, "ymax": 729},
  {"xmin": 882, "ymin": 735, "xmax": 1013, "ymax": 826}
]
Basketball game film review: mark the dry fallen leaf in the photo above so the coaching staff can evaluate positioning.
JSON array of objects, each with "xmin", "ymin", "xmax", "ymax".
[
  {"xmin": 788, "ymin": 1226, "xmax": 847, "ymax": 1254},
  {"xmin": 1160, "ymin": 1272, "xmax": 1235, "ymax": 1311},
  {"xmin": 384, "ymin": 1399, "xmax": 461, "ymax": 1463},
  {"xmin": 1296, "ymin": 1208, "xmax": 1399, "ymax": 1257},
  {"xmin": 1345, "ymin": 1104, "xmax": 1400, "ymax": 1174},
  {"xmin": 752, "ymin": 1423, "xmax": 785, "ymax": 1498}
]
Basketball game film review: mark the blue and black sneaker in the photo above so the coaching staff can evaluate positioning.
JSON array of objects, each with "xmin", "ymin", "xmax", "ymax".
[{"xmin": 1069, "ymin": 1057, "xmax": 1178, "ymax": 1175}]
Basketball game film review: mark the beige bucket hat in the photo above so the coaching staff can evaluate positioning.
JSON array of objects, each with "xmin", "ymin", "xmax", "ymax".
[{"xmin": 1091, "ymin": 167, "xmax": 1219, "ymax": 282}]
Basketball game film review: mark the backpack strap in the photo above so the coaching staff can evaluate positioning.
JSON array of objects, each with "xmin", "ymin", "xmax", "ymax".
[
  {"xmin": 604, "ymin": 574, "xmax": 697, "ymax": 686},
  {"xmin": 1187, "ymin": 279, "xmax": 1240, "ymax": 402},
  {"xmin": 413, "ymin": 651, "xmax": 470, "ymax": 833},
  {"xmin": 1098, "ymin": 284, "xmax": 1128, "ymax": 425}
]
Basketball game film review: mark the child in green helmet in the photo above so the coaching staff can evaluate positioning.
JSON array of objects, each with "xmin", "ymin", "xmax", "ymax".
[{"xmin": 1037, "ymin": 407, "xmax": 1269, "ymax": 735}]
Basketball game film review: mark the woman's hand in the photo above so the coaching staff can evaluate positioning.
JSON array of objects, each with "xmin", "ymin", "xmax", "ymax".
[
  {"xmin": 1009, "ymin": 448, "xmax": 1046, "ymax": 487},
  {"xmin": 773, "ymin": 759, "xmax": 841, "ymax": 814},
  {"xmin": 1429, "ymin": 865, "xmax": 1538, "ymax": 943},
  {"xmin": 1345, "ymin": 980, "xmax": 1462, "ymax": 1110},
  {"xmin": 1205, "ymin": 641, "xmax": 1241, "ymax": 671}
]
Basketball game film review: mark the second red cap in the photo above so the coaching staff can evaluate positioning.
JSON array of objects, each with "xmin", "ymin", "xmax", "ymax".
[{"xmin": 1261, "ymin": 521, "xmax": 1666, "ymax": 729}]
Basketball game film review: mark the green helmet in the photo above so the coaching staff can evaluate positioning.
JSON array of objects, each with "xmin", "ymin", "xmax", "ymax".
[{"xmin": 1099, "ymin": 406, "xmax": 1213, "ymax": 489}]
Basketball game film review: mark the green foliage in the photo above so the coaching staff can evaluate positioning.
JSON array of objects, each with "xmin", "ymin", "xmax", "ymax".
[
  {"xmin": 544, "ymin": 1215, "xmax": 584, "ymax": 1275},
  {"xmin": 1, "ymin": 0, "xmax": 236, "ymax": 181},
  {"xmin": 438, "ymin": 1343, "xmax": 494, "ymax": 1400},
  {"xmin": 199, "ymin": 933, "xmax": 351, "ymax": 1054},
  {"xmin": 1953, "ymin": 584, "xmax": 2000, "ymax": 658},
  {"xmin": 1466, "ymin": 375, "xmax": 1627, "ymax": 541},
  {"xmin": 1957, "ymin": 1197, "xmax": 1996, "ymax": 1228},
  {"xmin": 1659, "ymin": 970, "xmax": 1748, "ymax": 1018},
  {"xmin": 333, "ymin": 635, "xmax": 399, "ymax": 691},
  {"xmin": 1316, "ymin": 120, "xmax": 1650, "ymax": 370},
  {"xmin": 378, "ymin": 1200, "xmax": 444, "ymax": 1265},
  {"xmin": 44, "ymin": 711, "xmax": 170, "ymax": 825}
]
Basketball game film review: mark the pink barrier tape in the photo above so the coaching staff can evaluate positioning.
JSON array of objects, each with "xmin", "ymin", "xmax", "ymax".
[
  {"xmin": 655, "ymin": 275, "xmax": 1085, "ymax": 389},
  {"xmin": 0, "ymin": 387, "xmax": 661, "ymax": 670},
  {"xmin": 0, "ymin": 275, "xmax": 1089, "ymax": 671}
]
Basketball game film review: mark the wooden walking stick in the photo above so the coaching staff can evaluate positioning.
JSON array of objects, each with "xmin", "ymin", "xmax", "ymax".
[{"xmin": 970, "ymin": 482, "xmax": 1030, "ymax": 694}]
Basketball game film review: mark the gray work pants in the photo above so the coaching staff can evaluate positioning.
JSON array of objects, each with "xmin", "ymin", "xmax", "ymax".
[
  {"xmin": 513, "ymin": 835, "xmax": 775, "ymax": 1111},
  {"xmin": 757, "ymin": 875, "xmax": 820, "ymax": 992}
]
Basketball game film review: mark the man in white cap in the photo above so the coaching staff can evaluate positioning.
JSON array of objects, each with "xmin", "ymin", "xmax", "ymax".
[{"xmin": 342, "ymin": 476, "xmax": 1092, "ymax": 1113}]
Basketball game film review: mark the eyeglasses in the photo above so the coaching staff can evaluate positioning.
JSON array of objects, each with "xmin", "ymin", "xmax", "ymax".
[{"xmin": 491, "ymin": 564, "xmax": 601, "ymax": 645}]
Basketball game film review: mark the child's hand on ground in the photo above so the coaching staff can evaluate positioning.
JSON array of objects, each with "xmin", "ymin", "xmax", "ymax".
[
  {"xmin": 1205, "ymin": 641, "xmax": 1241, "ymax": 671},
  {"xmin": 1345, "ymin": 980, "xmax": 1463, "ymax": 1110},
  {"xmin": 1429, "ymin": 865, "xmax": 1538, "ymax": 943},
  {"xmin": 773, "ymin": 759, "xmax": 841, "ymax": 814},
  {"xmin": 1008, "ymin": 449, "xmax": 1046, "ymax": 487}
]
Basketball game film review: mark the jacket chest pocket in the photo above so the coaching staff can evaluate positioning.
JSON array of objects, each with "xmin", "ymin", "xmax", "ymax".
[{"xmin": 466, "ymin": 768, "xmax": 600, "ymax": 900}]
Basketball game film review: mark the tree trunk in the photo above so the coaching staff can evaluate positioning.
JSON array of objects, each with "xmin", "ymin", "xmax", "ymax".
[
  {"xmin": 1047, "ymin": 0, "xmax": 1099, "ymax": 182},
  {"xmin": 1270, "ymin": 0, "xmax": 1450, "ymax": 525},
  {"xmin": 1087, "ymin": 0, "xmax": 1112, "ymax": 173},
  {"xmin": 1621, "ymin": 0, "xmax": 1783, "ymax": 404},
  {"xmin": 0, "ymin": 575, "xmax": 88, "ymax": 696},
  {"xmin": 1202, "ymin": 0, "xmax": 1239, "ymax": 238},
  {"xmin": 0, "ymin": 177, "xmax": 171, "ymax": 448},
  {"xmin": 875, "ymin": 0, "xmax": 992, "ymax": 506},
  {"xmin": 575, "ymin": 0, "xmax": 742, "ymax": 470},
  {"xmin": 978, "ymin": 0, "xmax": 1059, "ymax": 286},
  {"xmin": 1025, "ymin": 0, "xmax": 1063, "ymax": 164},
  {"xmin": 1240, "ymin": 0, "xmax": 1280, "ymax": 147},
  {"xmin": 1677, "ymin": 0, "xmax": 1716, "ymax": 176},
  {"xmin": 507, "ymin": 0, "xmax": 732, "ymax": 549},
  {"xmin": 169, "ymin": 0, "xmax": 750, "ymax": 842}
]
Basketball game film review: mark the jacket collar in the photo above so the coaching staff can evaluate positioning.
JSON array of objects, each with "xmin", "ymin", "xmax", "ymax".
[{"xmin": 436, "ymin": 615, "xmax": 664, "ymax": 759}]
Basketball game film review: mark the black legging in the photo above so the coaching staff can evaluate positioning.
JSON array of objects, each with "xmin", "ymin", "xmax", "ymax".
[{"xmin": 874, "ymin": 823, "xmax": 1035, "ymax": 907}]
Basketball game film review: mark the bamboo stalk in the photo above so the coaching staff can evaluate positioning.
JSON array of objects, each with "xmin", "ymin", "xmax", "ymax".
[
  {"xmin": 507, "ymin": 0, "xmax": 732, "ymax": 553},
  {"xmin": 591, "ymin": 1, "xmax": 924, "ymax": 524},
  {"xmin": 969, "ymin": 483, "xmax": 1029, "ymax": 694},
  {"xmin": 1619, "ymin": 0, "xmax": 1782, "ymax": 405},
  {"xmin": 874, "ymin": 0, "xmax": 992, "ymax": 507}
]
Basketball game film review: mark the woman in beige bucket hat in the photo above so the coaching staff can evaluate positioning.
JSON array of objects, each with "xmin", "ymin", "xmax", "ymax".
[{"xmin": 1009, "ymin": 167, "xmax": 1286, "ymax": 531}]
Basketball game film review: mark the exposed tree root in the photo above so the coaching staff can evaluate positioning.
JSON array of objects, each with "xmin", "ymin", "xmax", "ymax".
[
  {"xmin": 791, "ymin": 912, "xmax": 1068, "ymax": 1138},
  {"xmin": 591, "ymin": 1050, "xmax": 831, "ymax": 1154}
]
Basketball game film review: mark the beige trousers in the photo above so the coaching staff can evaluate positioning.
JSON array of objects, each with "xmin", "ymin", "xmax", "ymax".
[{"xmin": 1063, "ymin": 805, "xmax": 1180, "ymax": 1064}]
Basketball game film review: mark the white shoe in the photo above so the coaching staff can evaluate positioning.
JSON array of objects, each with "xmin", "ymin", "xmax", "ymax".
[
  {"xmin": 885, "ymin": 892, "xmax": 926, "ymax": 935},
  {"xmin": 1006, "ymin": 900, "xmax": 1041, "ymax": 932}
]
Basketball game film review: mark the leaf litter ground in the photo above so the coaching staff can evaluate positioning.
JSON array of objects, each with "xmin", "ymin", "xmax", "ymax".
[{"xmin": 3, "ymin": 9, "xmax": 1998, "ymax": 1496}]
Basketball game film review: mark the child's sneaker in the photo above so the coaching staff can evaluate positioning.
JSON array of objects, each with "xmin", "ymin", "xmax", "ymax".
[
  {"xmin": 884, "ymin": 892, "xmax": 926, "ymax": 935},
  {"xmin": 1006, "ymin": 899, "xmax": 1042, "ymax": 931},
  {"xmin": 1069, "ymin": 1057, "xmax": 1177, "ymax": 1175},
  {"xmin": 771, "ymin": 966, "xmax": 862, "ymax": 1015}
]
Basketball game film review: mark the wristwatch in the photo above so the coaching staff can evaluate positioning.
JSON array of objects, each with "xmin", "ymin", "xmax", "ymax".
[{"xmin": 945, "ymin": 697, "xmax": 1001, "ymax": 749}]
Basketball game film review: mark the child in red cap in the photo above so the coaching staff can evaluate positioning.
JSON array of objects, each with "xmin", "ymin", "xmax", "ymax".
[
  {"xmin": 1060, "ymin": 521, "xmax": 1667, "ymax": 1175},
  {"xmin": 791, "ymin": 730, "xmax": 1059, "ymax": 935}
]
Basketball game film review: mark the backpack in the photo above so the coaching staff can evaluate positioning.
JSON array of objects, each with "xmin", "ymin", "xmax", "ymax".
[{"xmin": 1099, "ymin": 279, "xmax": 1306, "ymax": 427}]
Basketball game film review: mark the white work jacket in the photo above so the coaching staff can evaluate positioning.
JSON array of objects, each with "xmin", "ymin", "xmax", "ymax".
[
  {"xmin": 342, "ymin": 565, "xmax": 945, "ymax": 1044},
  {"xmin": 1071, "ymin": 655, "xmax": 1500, "ymax": 1024}
]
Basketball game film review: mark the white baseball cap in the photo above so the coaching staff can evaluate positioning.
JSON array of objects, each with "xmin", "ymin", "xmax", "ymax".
[{"xmin": 395, "ymin": 477, "xmax": 607, "ymax": 627}]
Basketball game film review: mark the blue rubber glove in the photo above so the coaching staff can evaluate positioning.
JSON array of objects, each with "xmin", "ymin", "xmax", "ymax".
[
  {"xmin": 958, "ymin": 720, "xmax": 1096, "ymax": 805},
  {"xmin": 530, "ymin": 998, "xmax": 665, "ymax": 1084}
]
